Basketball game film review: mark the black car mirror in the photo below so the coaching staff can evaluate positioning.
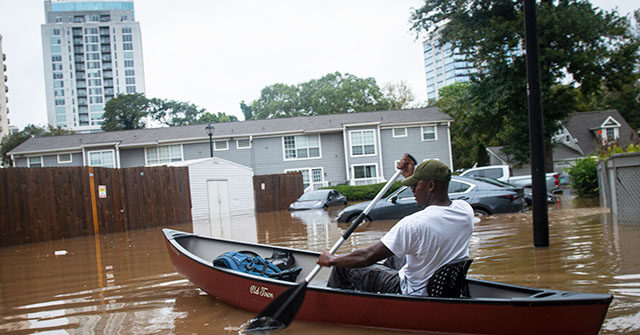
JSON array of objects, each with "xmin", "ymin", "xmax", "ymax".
[{"xmin": 390, "ymin": 195, "xmax": 398, "ymax": 204}]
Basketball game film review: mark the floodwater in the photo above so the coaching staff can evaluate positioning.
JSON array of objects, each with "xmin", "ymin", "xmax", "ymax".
[{"xmin": 1, "ymin": 194, "xmax": 639, "ymax": 334}]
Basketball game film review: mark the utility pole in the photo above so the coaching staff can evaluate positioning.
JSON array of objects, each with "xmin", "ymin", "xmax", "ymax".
[{"xmin": 523, "ymin": 0, "xmax": 549, "ymax": 247}]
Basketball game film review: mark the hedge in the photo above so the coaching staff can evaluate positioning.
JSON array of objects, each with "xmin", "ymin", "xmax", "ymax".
[{"xmin": 322, "ymin": 181, "xmax": 404, "ymax": 201}]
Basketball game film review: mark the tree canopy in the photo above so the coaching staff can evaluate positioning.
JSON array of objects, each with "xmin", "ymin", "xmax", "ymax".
[
  {"xmin": 241, "ymin": 72, "xmax": 394, "ymax": 120},
  {"xmin": 411, "ymin": 0, "xmax": 640, "ymax": 169},
  {"xmin": 101, "ymin": 94, "xmax": 237, "ymax": 131},
  {"xmin": 0, "ymin": 125, "xmax": 75, "ymax": 166}
]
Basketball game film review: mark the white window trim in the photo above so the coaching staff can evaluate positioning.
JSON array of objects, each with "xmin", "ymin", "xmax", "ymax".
[
  {"xmin": 57, "ymin": 153, "xmax": 73, "ymax": 164},
  {"xmin": 392, "ymin": 127, "xmax": 408, "ymax": 138},
  {"xmin": 236, "ymin": 138, "xmax": 251, "ymax": 149},
  {"xmin": 350, "ymin": 163, "xmax": 381, "ymax": 185},
  {"xmin": 27, "ymin": 156, "xmax": 43, "ymax": 168},
  {"xmin": 421, "ymin": 126, "xmax": 438, "ymax": 141},
  {"xmin": 349, "ymin": 129, "xmax": 377, "ymax": 157},
  {"xmin": 214, "ymin": 140, "xmax": 229, "ymax": 151},
  {"xmin": 87, "ymin": 149, "xmax": 116, "ymax": 168},
  {"xmin": 282, "ymin": 134, "xmax": 323, "ymax": 161},
  {"xmin": 144, "ymin": 144, "xmax": 184, "ymax": 166},
  {"xmin": 284, "ymin": 167, "xmax": 326, "ymax": 191}
]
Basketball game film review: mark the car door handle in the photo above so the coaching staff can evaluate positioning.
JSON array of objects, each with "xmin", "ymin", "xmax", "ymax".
[{"xmin": 454, "ymin": 196, "xmax": 469, "ymax": 200}]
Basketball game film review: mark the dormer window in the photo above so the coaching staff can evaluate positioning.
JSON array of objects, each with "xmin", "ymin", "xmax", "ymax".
[{"xmin": 599, "ymin": 116, "xmax": 621, "ymax": 144}]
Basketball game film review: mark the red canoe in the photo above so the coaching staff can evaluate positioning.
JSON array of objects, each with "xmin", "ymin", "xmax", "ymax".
[{"xmin": 163, "ymin": 228, "xmax": 612, "ymax": 334}]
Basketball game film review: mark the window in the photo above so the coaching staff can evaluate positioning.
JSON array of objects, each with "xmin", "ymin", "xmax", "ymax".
[
  {"xmin": 28, "ymin": 156, "xmax": 42, "ymax": 167},
  {"xmin": 51, "ymin": 45, "xmax": 61, "ymax": 53},
  {"xmin": 84, "ymin": 27, "xmax": 98, "ymax": 34},
  {"xmin": 124, "ymin": 69, "xmax": 135, "ymax": 76},
  {"xmin": 483, "ymin": 168, "xmax": 504, "ymax": 180},
  {"xmin": 606, "ymin": 128, "xmax": 616, "ymax": 142},
  {"xmin": 422, "ymin": 126, "xmax": 437, "ymax": 141},
  {"xmin": 88, "ymin": 150, "xmax": 115, "ymax": 168},
  {"xmin": 285, "ymin": 167, "xmax": 324, "ymax": 190},
  {"xmin": 448, "ymin": 180, "xmax": 472, "ymax": 194},
  {"xmin": 145, "ymin": 145, "xmax": 183, "ymax": 165},
  {"xmin": 122, "ymin": 27, "xmax": 132, "ymax": 34},
  {"xmin": 126, "ymin": 86, "xmax": 136, "ymax": 93},
  {"xmin": 123, "ymin": 43, "xmax": 133, "ymax": 50},
  {"xmin": 352, "ymin": 164, "xmax": 379, "ymax": 185},
  {"xmin": 236, "ymin": 138, "xmax": 251, "ymax": 149},
  {"xmin": 214, "ymin": 140, "xmax": 228, "ymax": 151},
  {"xmin": 122, "ymin": 34, "xmax": 132, "ymax": 42},
  {"xmin": 283, "ymin": 135, "xmax": 321, "ymax": 160},
  {"xmin": 57, "ymin": 153, "xmax": 73, "ymax": 164},
  {"xmin": 349, "ymin": 130, "xmax": 376, "ymax": 156},
  {"xmin": 124, "ymin": 60, "xmax": 134, "ymax": 67},
  {"xmin": 125, "ymin": 77, "xmax": 135, "ymax": 85},
  {"xmin": 392, "ymin": 127, "xmax": 407, "ymax": 137}
]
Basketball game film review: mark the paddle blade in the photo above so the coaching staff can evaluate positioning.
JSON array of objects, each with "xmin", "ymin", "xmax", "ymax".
[{"xmin": 243, "ymin": 282, "xmax": 308, "ymax": 333}]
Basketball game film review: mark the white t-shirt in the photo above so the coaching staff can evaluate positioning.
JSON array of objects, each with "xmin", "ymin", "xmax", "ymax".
[{"xmin": 380, "ymin": 200, "xmax": 474, "ymax": 295}]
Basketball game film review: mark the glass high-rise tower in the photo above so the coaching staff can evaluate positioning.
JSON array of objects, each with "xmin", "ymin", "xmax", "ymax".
[
  {"xmin": 423, "ymin": 32, "xmax": 473, "ymax": 101},
  {"xmin": 41, "ymin": 0, "xmax": 145, "ymax": 132}
]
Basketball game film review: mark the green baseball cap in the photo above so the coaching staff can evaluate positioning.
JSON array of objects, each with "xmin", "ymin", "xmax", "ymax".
[{"xmin": 401, "ymin": 159, "xmax": 451, "ymax": 186}]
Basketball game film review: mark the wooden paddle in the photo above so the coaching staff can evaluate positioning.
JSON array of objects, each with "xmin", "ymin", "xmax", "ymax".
[{"xmin": 244, "ymin": 164, "xmax": 409, "ymax": 332}]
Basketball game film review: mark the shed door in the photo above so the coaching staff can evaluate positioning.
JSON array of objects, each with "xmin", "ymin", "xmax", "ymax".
[{"xmin": 207, "ymin": 180, "xmax": 231, "ymax": 236}]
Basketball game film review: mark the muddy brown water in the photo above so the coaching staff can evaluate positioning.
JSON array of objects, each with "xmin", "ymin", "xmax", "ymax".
[{"xmin": 1, "ymin": 195, "xmax": 639, "ymax": 334}]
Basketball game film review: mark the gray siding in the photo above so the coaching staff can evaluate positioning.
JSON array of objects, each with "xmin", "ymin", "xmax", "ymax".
[
  {"xmin": 120, "ymin": 148, "xmax": 145, "ymax": 168},
  {"xmin": 380, "ymin": 125, "xmax": 451, "ymax": 179},
  {"xmin": 14, "ymin": 157, "xmax": 28, "ymax": 167},
  {"xmin": 184, "ymin": 140, "xmax": 254, "ymax": 170},
  {"xmin": 42, "ymin": 152, "xmax": 83, "ymax": 167}
]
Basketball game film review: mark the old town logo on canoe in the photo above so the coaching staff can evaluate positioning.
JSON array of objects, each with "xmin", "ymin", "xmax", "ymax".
[{"xmin": 249, "ymin": 285, "xmax": 274, "ymax": 299}]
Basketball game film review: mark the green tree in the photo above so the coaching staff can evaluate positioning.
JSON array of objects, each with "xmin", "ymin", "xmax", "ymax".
[
  {"xmin": 382, "ymin": 80, "xmax": 416, "ymax": 109},
  {"xmin": 436, "ymin": 82, "xmax": 496, "ymax": 169},
  {"xmin": 243, "ymin": 72, "xmax": 392, "ymax": 119},
  {"xmin": 101, "ymin": 93, "xmax": 150, "ymax": 131},
  {"xmin": 149, "ymin": 98, "xmax": 207, "ymax": 127},
  {"xmin": 198, "ymin": 112, "xmax": 239, "ymax": 124},
  {"xmin": 411, "ymin": 0, "xmax": 640, "ymax": 170},
  {"xmin": 1, "ymin": 125, "xmax": 75, "ymax": 166}
]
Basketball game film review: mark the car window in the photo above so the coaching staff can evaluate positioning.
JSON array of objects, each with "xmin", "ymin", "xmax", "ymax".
[
  {"xmin": 397, "ymin": 187, "xmax": 414, "ymax": 199},
  {"xmin": 484, "ymin": 168, "xmax": 503, "ymax": 179},
  {"xmin": 449, "ymin": 181, "xmax": 471, "ymax": 193},
  {"xmin": 464, "ymin": 170, "xmax": 482, "ymax": 177}
]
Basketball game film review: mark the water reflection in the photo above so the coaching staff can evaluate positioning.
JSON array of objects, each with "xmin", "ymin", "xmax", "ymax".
[{"xmin": 0, "ymin": 199, "xmax": 639, "ymax": 334}]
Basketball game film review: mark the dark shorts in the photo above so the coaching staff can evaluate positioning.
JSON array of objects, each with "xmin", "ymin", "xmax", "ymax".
[{"xmin": 327, "ymin": 256, "xmax": 405, "ymax": 294}]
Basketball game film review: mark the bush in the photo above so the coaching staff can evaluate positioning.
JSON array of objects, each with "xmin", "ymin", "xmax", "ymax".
[
  {"xmin": 565, "ymin": 157, "xmax": 599, "ymax": 198},
  {"xmin": 323, "ymin": 181, "xmax": 404, "ymax": 201}
]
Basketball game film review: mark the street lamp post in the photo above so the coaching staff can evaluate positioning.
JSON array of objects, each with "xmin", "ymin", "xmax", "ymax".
[{"xmin": 205, "ymin": 123, "xmax": 214, "ymax": 158}]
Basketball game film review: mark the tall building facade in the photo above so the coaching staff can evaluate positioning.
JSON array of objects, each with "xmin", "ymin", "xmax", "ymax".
[
  {"xmin": 41, "ymin": 0, "xmax": 145, "ymax": 132},
  {"xmin": 423, "ymin": 32, "xmax": 474, "ymax": 101},
  {"xmin": 0, "ymin": 34, "xmax": 9, "ymax": 138}
]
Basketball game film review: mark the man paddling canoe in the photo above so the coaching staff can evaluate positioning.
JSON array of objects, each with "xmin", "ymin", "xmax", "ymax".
[{"xmin": 317, "ymin": 155, "xmax": 474, "ymax": 295}]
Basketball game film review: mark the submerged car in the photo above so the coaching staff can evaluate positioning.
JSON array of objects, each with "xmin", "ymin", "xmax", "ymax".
[
  {"xmin": 336, "ymin": 176, "xmax": 525, "ymax": 222},
  {"xmin": 289, "ymin": 189, "xmax": 347, "ymax": 210}
]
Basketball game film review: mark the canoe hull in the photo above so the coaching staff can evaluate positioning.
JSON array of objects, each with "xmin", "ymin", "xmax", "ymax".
[{"xmin": 163, "ymin": 229, "xmax": 612, "ymax": 334}]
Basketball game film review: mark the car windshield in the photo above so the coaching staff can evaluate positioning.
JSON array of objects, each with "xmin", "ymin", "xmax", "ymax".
[{"xmin": 297, "ymin": 190, "xmax": 329, "ymax": 201}]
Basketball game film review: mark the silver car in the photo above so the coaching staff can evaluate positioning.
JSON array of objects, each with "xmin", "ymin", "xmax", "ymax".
[
  {"xmin": 336, "ymin": 176, "xmax": 525, "ymax": 222},
  {"xmin": 289, "ymin": 189, "xmax": 348, "ymax": 211}
]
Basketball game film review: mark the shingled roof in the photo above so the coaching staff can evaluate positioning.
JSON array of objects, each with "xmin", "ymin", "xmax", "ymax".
[
  {"xmin": 9, "ymin": 108, "xmax": 451, "ymax": 155},
  {"xmin": 564, "ymin": 110, "xmax": 637, "ymax": 155}
]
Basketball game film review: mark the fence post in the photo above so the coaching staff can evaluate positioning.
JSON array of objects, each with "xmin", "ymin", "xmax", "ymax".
[{"xmin": 88, "ymin": 167, "xmax": 100, "ymax": 234}]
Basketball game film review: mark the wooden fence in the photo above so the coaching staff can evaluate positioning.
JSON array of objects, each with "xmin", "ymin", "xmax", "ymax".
[
  {"xmin": 0, "ymin": 166, "xmax": 192, "ymax": 247},
  {"xmin": 253, "ymin": 172, "xmax": 304, "ymax": 213}
]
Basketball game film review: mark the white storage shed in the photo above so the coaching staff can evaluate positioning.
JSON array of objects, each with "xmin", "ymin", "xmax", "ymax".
[{"xmin": 166, "ymin": 157, "xmax": 256, "ymax": 224}]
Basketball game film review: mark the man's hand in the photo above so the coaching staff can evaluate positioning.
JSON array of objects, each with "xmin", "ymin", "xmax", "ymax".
[
  {"xmin": 397, "ymin": 153, "xmax": 416, "ymax": 179},
  {"xmin": 317, "ymin": 251, "xmax": 335, "ymax": 267}
]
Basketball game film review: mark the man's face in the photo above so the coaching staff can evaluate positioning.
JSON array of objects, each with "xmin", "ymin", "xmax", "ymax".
[{"xmin": 411, "ymin": 179, "xmax": 434, "ymax": 209}]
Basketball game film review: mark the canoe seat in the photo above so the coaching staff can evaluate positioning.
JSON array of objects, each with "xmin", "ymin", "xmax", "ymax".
[{"xmin": 426, "ymin": 258, "xmax": 473, "ymax": 298}]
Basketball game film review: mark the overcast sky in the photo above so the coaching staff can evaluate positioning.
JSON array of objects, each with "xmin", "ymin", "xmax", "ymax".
[{"xmin": 0, "ymin": 0, "xmax": 637, "ymax": 130}]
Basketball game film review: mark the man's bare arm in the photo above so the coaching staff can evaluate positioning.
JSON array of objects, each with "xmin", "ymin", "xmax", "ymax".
[{"xmin": 317, "ymin": 241, "xmax": 393, "ymax": 268}]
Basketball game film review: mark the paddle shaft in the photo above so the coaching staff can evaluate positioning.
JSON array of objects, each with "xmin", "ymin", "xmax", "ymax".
[{"xmin": 303, "ymin": 169, "xmax": 404, "ymax": 283}]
